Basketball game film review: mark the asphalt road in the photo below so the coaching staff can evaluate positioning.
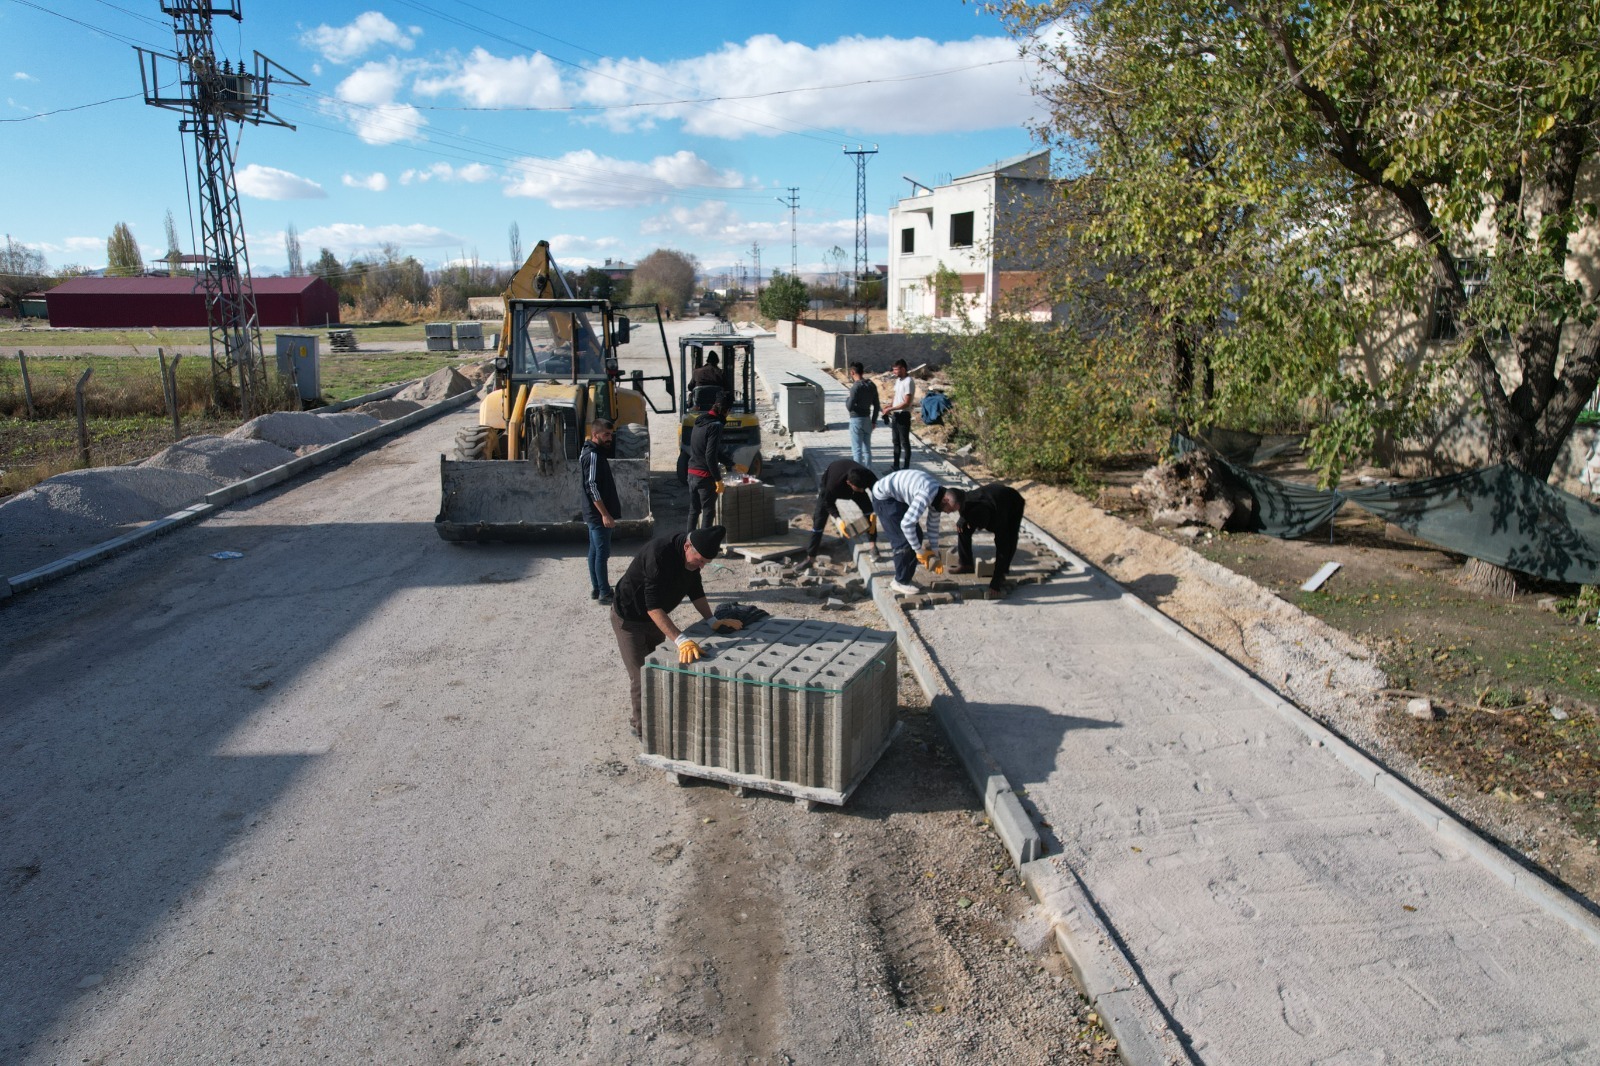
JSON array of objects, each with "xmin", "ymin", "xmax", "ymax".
[{"xmin": 1, "ymin": 321, "xmax": 1095, "ymax": 1064}]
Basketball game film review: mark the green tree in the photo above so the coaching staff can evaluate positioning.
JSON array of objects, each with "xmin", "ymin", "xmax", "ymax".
[
  {"xmin": 757, "ymin": 270, "xmax": 809, "ymax": 321},
  {"xmin": 1000, "ymin": 0, "xmax": 1600, "ymax": 590},
  {"xmin": 284, "ymin": 222, "xmax": 304, "ymax": 276},
  {"xmin": 0, "ymin": 234, "xmax": 50, "ymax": 311},
  {"xmin": 631, "ymin": 248, "xmax": 699, "ymax": 312},
  {"xmin": 162, "ymin": 210, "xmax": 184, "ymax": 275},
  {"xmin": 106, "ymin": 221, "xmax": 144, "ymax": 277}
]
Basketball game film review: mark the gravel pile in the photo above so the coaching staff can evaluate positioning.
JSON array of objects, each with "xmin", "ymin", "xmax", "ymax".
[
  {"xmin": 141, "ymin": 435, "xmax": 297, "ymax": 485},
  {"xmin": 226, "ymin": 411, "xmax": 380, "ymax": 450},
  {"xmin": 353, "ymin": 398, "xmax": 424, "ymax": 420},
  {"xmin": 0, "ymin": 467, "xmax": 221, "ymax": 536},
  {"xmin": 395, "ymin": 367, "xmax": 474, "ymax": 403}
]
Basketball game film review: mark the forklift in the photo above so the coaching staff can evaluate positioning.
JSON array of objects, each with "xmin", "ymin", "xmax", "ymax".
[{"xmin": 676, "ymin": 326, "xmax": 761, "ymax": 482}]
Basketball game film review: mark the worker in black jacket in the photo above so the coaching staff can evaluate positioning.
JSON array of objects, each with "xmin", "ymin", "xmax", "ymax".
[
  {"xmin": 955, "ymin": 483, "xmax": 1026, "ymax": 591},
  {"xmin": 610, "ymin": 525, "xmax": 742, "ymax": 736},
  {"xmin": 579, "ymin": 418, "xmax": 621, "ymax": 604},
  {"xmin": 805, "ymin": 458, "xmax": 877, "ymax": 557},
  {"xmin": 685, "ymin": 391, "xmax": 728, "ymax": 531}
]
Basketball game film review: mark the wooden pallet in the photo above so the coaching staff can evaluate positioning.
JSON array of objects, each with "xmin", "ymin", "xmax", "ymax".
[{"xmin": 637, "ymin": 722, "xmax": 902, "ymax": 808}]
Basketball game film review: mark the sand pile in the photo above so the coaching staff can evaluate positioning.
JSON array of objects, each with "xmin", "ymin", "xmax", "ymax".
[
  {"xmin": 353, "ymin": 398, "xmax": 424, "ymax": 420},
  {"xmin": 227, "ymin": 411, "xmax": 380, "ymax": 450},
  {"xmin": 141, "ymin": 435, "xmax": 297, "ymax": 484},
  {"xmin": 457, "ymin": 359, "xmax": 496, "ymax": 385},
  {"xmin": 395, "ymin": 366, "xmax": 474, "ymax": 403},
  {"xmin": 0, "ymin": 467, "xmax": 221, "ymax": 536}
]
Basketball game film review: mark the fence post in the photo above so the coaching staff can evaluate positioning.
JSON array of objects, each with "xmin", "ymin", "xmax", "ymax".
[
  {"xmin": 74, "ymin": 367, "xmax": 93, "ymax": 468},
  {"xmin": 18, "ymin": 350, "xmax": 35, "ymax": 420},
  {"xmin": 169, "ymin": 352, "xmax": 183, "ymax": 439},
  {"xmin": 159, "ymin": 347, "xmax": 184, "ymax": 439}
]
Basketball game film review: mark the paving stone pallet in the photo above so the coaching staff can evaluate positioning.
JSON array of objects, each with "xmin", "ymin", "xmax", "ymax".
[{"xmin": 638, "ymin": 616, "xmax": 898, "ymax": 803}]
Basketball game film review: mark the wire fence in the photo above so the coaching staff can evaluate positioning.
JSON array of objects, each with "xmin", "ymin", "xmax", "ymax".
[{"xmin": 0, "ymin": 352, "xmax": 242, "ymax": 494}]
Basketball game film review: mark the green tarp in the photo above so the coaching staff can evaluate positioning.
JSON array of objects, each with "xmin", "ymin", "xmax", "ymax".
[{"xmin": 1176, "ymin": 434, "xmax": 1600, "ymax": 585}]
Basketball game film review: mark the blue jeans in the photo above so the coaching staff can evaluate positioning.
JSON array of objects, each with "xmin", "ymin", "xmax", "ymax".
[
  {"xmin": 871, "ymin": 496, "xmax": 919, "ymax": 583},
  {"xmin": 848, "ymin": 416, "xmax": 873, "ymax": 468},
  {"xmin": 587, "ymin": 521, "xmax": 612, "ymax": 596}
]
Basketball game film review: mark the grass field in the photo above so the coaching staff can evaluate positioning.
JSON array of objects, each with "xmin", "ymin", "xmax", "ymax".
[
  {"xmin": 0, "ymin": 322, "xmax": 433, "ymax": 348},
  {"xmin": 0, "ymin": 349, "xmax": 480, "ymax": 498}
]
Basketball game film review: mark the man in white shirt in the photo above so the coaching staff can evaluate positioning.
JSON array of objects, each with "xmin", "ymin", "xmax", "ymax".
[
  {"xmin": 882, "ymin": 359, "xmax": 916, "ymax": 470},
  {"xmin": 869, "ymin": 468, "xmax": 964, "ymax": 595}
]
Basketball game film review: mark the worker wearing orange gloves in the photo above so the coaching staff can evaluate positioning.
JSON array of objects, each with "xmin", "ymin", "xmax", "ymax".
[{"xmin": 609, "ymin": 525, "xmax": 742, "ymax": 737}]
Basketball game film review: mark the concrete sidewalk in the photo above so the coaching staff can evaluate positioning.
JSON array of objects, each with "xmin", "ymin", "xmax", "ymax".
[{"xmin": 753, "ymin": 332, "xmax": 1600, "ymax": 1065}]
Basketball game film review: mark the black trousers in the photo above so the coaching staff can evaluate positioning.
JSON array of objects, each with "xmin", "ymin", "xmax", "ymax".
[
  {"xmin": 610, "ymin": 608, "xmax": 665, "ymax": 731},
  {"xmin": 686, "ymin": 475, "xmax": 717, "ymax": 531},
  {"xmin": 889, "ymin": 411, "xmax": 912, "ymax": 470}
]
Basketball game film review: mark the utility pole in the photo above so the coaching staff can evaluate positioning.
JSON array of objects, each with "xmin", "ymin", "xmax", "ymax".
[
  {"xmin": 750, "ymin": 241, "xmax": 762, "ymax": 295},
  {"xmin": 136, "ymin": 2, "xmax": 304, "ymax": 415},
  {"xmin": 776, "ymin": 188, "xmax": 799, "ymax": 277},
  {"xmin": 843, "ymin": 145, "xmax": 878, "ymax": 300}
]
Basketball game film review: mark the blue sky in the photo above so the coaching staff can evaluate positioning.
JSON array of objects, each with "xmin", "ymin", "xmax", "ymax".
[{"xmin": 1, "ymin": 1, "xmax": 1046, "ymax": 280}]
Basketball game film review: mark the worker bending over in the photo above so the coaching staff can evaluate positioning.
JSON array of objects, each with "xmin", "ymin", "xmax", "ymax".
[
  {"xmin": 805, "ymin": 458, "xmax": 878, "ymax": 558},
  {"xmin": 869, "ymin": 468, "xmax": 964, "ymax": 596},
  {"xmin": 609, "ymin": 525, "xmax": 742, "ymax": 737},
  {"xmin": 955, "ymin": 483, "xmax": 1026, "ymax": 592}
]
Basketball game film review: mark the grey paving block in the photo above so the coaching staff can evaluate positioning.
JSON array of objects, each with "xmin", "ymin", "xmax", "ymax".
[{"xmin": 640, "ymin": 616, "xmax": 896, "ymax": 794}]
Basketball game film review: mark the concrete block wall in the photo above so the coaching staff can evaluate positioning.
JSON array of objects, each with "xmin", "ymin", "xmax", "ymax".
[{"xmin": 640, "ymin": 617, "xmax": 898, "ymax": 792}]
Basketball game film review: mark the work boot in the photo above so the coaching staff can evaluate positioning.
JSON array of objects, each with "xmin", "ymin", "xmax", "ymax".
[{"xmin": 598, "ymin": 590, "xmax": 614, "ymax": 606}]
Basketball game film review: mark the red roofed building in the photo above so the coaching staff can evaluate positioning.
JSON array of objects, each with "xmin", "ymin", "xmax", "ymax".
[{"xmin": 44, "ymin": 276, "xmax": 340, "ymax": 328}]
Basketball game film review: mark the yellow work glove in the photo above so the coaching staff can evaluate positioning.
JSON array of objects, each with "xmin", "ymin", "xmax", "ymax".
[
  {"xmin": 867, "ymin": 513, "xmax": 877, "ymax": 537},
  {"xmin": 916, "ymin": 549, "xmax": 944, "ymax": 575},
  {"xmin": 714, "ymin": 480, "xmax": 724, "ymax": 494},
  {"xmin": 836, "ymin": 518, "xmax": 850, "ymax": 539},
  {"xmin": 676, "ymin": 636, "xmax": 702, "ymax": 665},
  {"xmin": 711, "ymin": 618, "xmax": 743, "ymax": 633}
]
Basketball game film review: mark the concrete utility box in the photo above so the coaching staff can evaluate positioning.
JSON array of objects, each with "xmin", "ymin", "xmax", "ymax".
[
  {"xmin": 778, "ymin": 375, "xmax": 825, "ymax": 432},
  {"xmin": 716, "ymin": 479, "xmax": 781, "ymax": 541},
  {"xmin": 638, "ymin": 617, "xmax": 899, "ymax": 803},
  {"xmin": 274, "ymin": 333, "xmax": 320, "ymax": 401},
  {"xmin": 455, "ymin": 321, "xmax": 485, "ymax": 351},
  {"xmin": 425, "ymin": 322, "xmax": 455, "ymax": 351}
]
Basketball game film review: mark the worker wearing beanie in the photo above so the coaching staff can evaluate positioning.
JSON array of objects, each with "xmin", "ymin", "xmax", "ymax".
[{"xmin": 609, "ymin": 525, "xmax": 743, "ymax": 736}]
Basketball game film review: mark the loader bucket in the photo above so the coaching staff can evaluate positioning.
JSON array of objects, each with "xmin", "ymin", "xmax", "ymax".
[{"xmin": 434, "ymin": 456, "xmax": 654, "ymax": 542}]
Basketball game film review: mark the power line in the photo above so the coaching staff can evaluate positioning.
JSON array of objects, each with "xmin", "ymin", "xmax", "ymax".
[{"xmin": 0, "ymin": 91, "xmax": 143, "ymax": 123}]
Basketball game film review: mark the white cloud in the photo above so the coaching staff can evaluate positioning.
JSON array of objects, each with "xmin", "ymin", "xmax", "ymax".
[
  {"xmin": 13, "ymin": 72, "xmax": 36, "ymax": 82},
  {"xmin": 399, "ymin": 162, "xmax": 495, "ymax": 185},
  {"xmin": 334, "ymin": 58, "xmax": 427, "ymax": 144},
  {"xmin": 413, "ymin": 47, "xmax": 565, "ymax": 108},
  {"xmin": 505, "ymin": 150, "xmax": 749, "ymax": 210},
  {"xmin": 299, "ymin": 222, "xmax": 466, "ymax": 257},
  {"xmin": 568, "ymin": 34, "xmax": 1037, "ymax": 139},
  {"xmin": 341, "ymin": 172, "xmax": 390, "ymax": 191},
  {"xmin": 236, "ymin": 164, "xmax": 328, "ymax": 200},
  {"xmin": 301, "ymin": 12, "xmax": 420, "ymax": 64},
  {"xmin": 639, "ymin": 203, "xmax": 877, "ymax": 262}
]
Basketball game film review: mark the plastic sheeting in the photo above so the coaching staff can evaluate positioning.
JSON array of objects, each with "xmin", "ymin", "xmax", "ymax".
[{"xmin": 1175, "ymin": 434, "xmax": 1600, "ymax": 585}]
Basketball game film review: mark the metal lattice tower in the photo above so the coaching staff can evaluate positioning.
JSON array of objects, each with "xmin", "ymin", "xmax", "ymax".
[
  {"xmin": 136, "ymin": 3, "xmax": 304, "ymax": 414},
  {"xmin": 776, "ymin": 188, "xmax": 800, "ymax": 277},
  {"xmin": 843, "ymin": 145, "xmax": 878, "ymax": 296}
]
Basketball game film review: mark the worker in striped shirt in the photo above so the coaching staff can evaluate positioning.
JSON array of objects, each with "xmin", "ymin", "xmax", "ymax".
[{"xmin": 868, "ymin": 468, "xmax": 965, "ymax": 596}]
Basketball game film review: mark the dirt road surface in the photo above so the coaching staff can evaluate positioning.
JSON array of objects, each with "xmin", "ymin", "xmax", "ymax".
[{"xmin": 1, "ymin": 321, "xmax": 1104, "ymax": 1064}]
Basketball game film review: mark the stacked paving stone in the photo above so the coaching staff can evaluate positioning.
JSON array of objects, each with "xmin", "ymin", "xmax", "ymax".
[
  {"xmin": 716, "ymin": 480, "xmax": 782, "ymax": 540},
  {"xmin": 640, "ymin": 616, "xmax": 897, "ymax": 793}
]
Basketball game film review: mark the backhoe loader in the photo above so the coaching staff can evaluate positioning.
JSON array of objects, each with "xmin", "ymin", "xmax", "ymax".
[{"xmin": 434, "ymin": 240, "xmax": 674, "ymax": 542}]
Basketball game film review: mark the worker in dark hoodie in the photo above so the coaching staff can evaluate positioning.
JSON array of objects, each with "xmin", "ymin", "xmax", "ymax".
[
  {"xmin": 805, "ymin": 458, "xmax": 877, "ymax": 558},
  {"xmin": 954, "ymin": 483, "xmax": 1027, "ymax": 592},
  {"xmin": 685, "ymin": 390, "xmax": 728, "ymax": 531}
]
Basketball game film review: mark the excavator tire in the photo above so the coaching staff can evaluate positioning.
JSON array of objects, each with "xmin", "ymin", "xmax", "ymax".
[
  {"xmin": 454, "ymin": 424, "xmax": 492, "ymax": 461},
  {"xmin": 614, "ymin": 423, "xmax": 650, "ymax": 460}
]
